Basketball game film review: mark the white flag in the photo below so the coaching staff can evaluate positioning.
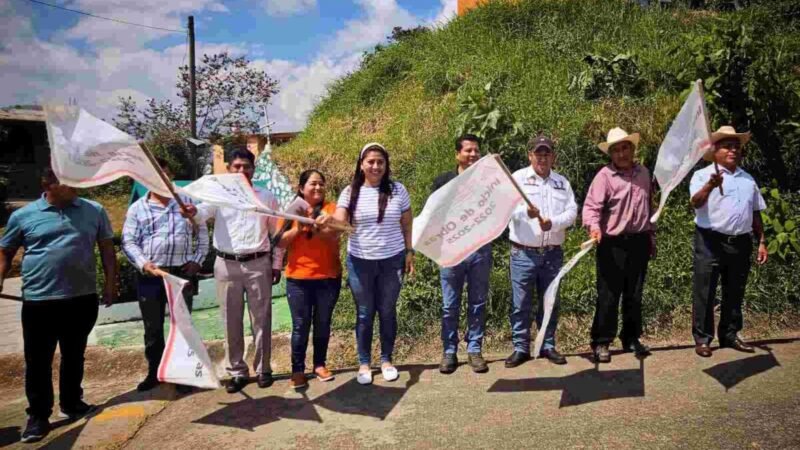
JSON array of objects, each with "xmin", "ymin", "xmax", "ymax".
[
  {"xmin": 44, "ymin": 105, "xmax": 171, "ymax": 197},
  {"xmin": 158, "ymin": 274, "xmax": 220, "ymax": 389},
  {"xmin": 413, "ymin": 155, "xmax": 523, "ymax": 268},
  {"xmin": 178, "ymin": 173, "xmax": 276, "ymax": 214},
  {"xmin": 651, "ymin": 81, "xmax": 712, "ymax": 222},
  {"xmin": 533, "ymin": 240, "xmax": 596, "ymax": 358}
]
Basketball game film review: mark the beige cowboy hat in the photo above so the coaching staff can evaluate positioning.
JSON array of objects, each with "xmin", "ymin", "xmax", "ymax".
[
  {"xmin": 598, "ymin": 127, "xmax": 640, "ymax": 154},
  {"xmin": 703, "ymin": 125, "xmax": 751, "ymax": 161}
]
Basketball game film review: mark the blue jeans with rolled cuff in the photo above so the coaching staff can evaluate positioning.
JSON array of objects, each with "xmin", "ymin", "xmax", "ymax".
[
  {"xmin": 440, "ymin": 243, "xmax": 492, "ymax": 355},
  {"xmin": 346, "ymin": 251, "xmax": 405, "ymax": 366}
]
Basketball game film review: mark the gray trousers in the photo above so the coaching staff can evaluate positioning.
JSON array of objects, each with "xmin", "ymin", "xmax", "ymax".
[{"xmin": 214, "ymin": 255, "xmax": 273, "ymax": 377}]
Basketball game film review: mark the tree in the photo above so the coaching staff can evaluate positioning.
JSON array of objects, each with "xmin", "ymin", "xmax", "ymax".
[{"xmin": 114, "ymin": 51, "xmax": 279, "ymax": 178}]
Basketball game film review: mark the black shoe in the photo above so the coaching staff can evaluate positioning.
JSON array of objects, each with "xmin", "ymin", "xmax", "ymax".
[
  {"xmin": 175, "ymin": 384, "xmax": 193, "ymax": 394},
  {"xmin": 439, "ymin": 353, "xmax": 457, "ymax": 374},
  {"xmin": 58, "ymin": 400, "xmax": 97, "ymax": 421},
  {"xmin": 720, "ymin": 337, "xmax": 755, "ymax": 353},
  {"xmin": 467, "ymin": 352, "xmax": 489, "ymax": 373},
  {"xmin": 257, "ymin": 373, "xmax": 274, "ymax": 388},
  {"xmin": 20, "ymin": 416, "xmax": 50, "ymax": 443},
  {"xmin": 226, "ymin": 376, "xmax": 249, "ymax": 393},
  {"xmin": 137, "ymin": 375, "xmax": 160, "ymax": 392},
  {"xmin": 622, "ymin": 339, "xmax": 651, "ymax": 357},
  {"xmin": 540, "ymin": 348, "xmax": 567, "ymax": 365},
  {"xmin": 594, "ymin": 345, "xmax": 611, "ymax": 363},
  {"xmin": 504, "ymin": 351, "xmax": 531, "ymax": 368}
]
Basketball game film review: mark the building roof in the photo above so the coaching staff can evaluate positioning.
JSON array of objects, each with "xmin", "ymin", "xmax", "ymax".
[{"xmin": 0, "ymin": 108, "xmax": 45, "ymax": 122}]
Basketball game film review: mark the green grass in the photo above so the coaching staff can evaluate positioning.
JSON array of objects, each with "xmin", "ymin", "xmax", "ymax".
[{"xmin": 276, "ymin": 0, "xmax": 800, "ymax": 338}]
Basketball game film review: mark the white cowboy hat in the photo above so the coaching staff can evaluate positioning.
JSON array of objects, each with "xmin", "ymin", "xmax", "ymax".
[
  {"xmin": 704, "ymin": 125, "xmax": 751, "ymax": 161},
  {"xmin": 597, "ymin": 127, "xmax": 640, "ymax": 154}
]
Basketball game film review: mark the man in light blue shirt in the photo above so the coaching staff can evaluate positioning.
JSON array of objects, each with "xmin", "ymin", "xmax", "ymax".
[
  {"xmin": 689, "ymin": 126, "xmax": 768, "ymax": 358},
  {"xmin": 0, "ymin": 168, "xmax": 116, "ymax": 443}
]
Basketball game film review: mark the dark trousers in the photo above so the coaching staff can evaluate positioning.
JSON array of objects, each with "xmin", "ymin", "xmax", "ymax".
[
  {"xmin": 22, "ymin": 294, "xmax": 99, "ymax": 419},
  {"xmin": 286, "ymin": 278, "xmax": 341, "ymax": 372},
  {"xmin": 591, "ymin": 233, "xmax": 650, "ymax": 347},
  {"xmin": 137, "ymin": 271, "xmax": 195, "ymax": 376},
  {"xmin": 692, "ymin": 227, "xmax": 752, "ymax": 345}
]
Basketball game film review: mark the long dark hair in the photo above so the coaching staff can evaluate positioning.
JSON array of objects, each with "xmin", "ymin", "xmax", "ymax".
[
  {"xmin": 347, "ymin": 145, "xmax": 393, "ymax": 225},
  {"xmin": 273, "ymin": 169, "xmax": 327, "ymax": 244}
]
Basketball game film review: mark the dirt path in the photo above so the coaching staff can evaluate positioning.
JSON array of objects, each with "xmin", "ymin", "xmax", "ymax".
[{"xmin": 1, "ymin": 335, "xmax": 798, "ymax": 449}]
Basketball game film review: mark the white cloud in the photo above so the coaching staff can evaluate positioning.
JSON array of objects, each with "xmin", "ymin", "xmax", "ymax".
[
  {"xmin": 262, "ymin": 0, "xmax": 317, "ymax": 17},
  {"xmin": 1, "ymin": 0, "xmax": 459, "ymax": 132}
]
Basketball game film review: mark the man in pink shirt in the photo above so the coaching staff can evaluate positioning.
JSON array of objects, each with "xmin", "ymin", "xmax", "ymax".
[{"xmin": 582, "ymin": 128, "xmax": 656, "ymax": 363}]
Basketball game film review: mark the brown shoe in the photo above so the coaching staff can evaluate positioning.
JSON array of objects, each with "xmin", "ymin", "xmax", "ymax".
[
  {"xmin": 695, "ymin": 343, "xmax": 712, "ymax": 357},
  {"xmin": 720, "ymin": 337, "xmax": 755, "ymax": 353},
  {"xmin": 289, "ymin": 372, "xmax": 308, "ymax": 390},
  {"xmin": 314, "ymin": 366, "xmax": 335, "ymax": 382}
]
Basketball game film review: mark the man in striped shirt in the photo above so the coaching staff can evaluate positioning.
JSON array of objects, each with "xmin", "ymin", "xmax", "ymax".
[{"xmin": 122, "ymin": 158, "xmax": 209, "ymax": 392}]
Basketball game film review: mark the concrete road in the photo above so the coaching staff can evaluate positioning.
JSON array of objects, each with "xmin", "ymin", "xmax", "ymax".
[{"xmin": 1, "ymin": 336, "xmax": 798, "ymax": 449}]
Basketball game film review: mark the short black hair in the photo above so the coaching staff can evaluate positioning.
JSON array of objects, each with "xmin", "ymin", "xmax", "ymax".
[
  {"xmin": 155, "ymin": 157, "xmax": 171, "ymax": 172},
  {"xmin": 455, "ymin": 134, "xmax": 480, "ymax": 152},
  {"xmin": 228, "ymin": 149, "xmax": 255, "ymax": 165}
]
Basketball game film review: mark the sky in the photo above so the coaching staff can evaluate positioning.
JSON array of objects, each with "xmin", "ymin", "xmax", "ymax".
[{"xmin": 0, "ymin": 0, "xmax": 457, "ymax": 131}]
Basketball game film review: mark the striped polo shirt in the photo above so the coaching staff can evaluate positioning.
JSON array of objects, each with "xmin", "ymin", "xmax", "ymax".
[{"xmin": 337, "ymin": 182, "xmax": 411, "ymax": 260}]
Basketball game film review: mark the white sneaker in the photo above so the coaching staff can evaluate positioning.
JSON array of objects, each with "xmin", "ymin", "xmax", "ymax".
[
  {"xmin": 381, "ymin": 365, "xmax": 399, "ymax": 382},
  {"xmin": 356, "ymin": 370, "xmax": 373, "ymax": 385}
]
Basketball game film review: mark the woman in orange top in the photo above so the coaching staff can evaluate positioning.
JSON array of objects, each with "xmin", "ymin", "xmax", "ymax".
[{"xmin": 276, "ymin": 169, "xmax": 342, "ymax": 390}]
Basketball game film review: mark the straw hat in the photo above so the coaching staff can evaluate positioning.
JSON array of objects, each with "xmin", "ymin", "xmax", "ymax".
[
  {"xmin": 598, "ymin": 127, "xmax": 640, "ymax": 154},
  {"xmin": 704, "ymin": 125, "xmax": 751, "ymax": 161}
]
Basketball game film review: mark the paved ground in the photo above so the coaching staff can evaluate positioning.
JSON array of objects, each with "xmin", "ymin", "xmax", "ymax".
[
  {"xmin": 0, "ymin": 335, "xmax": 798, "ymax": 449},
  {"xmin": 0, "ymin": 278, "xmax": 23, "ymax": 355}
]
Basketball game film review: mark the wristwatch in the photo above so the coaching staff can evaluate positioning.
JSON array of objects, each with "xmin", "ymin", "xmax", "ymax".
[{"xmin": 405, "ymin": 248, "xmax": 415, "ymax": 255}]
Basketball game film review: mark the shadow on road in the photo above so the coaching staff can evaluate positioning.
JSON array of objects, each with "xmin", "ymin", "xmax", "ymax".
[
  {"xmin": 194, "ymin": 391, "xmax": 322, "ymax": 431},
  {"xmin": 192, "ymin": 363, "xmax": 431, "ymax": 429},
  {"xmin": 703, "ymin": 345, "xmax": 781, "ymax": 391},
  {"xmin": 0, "ymin": 426, "xmax": 20, "ymax": 447},
  {"xmin": 488, "ymin": 359, "xmax": 646, "ymax": 408}
]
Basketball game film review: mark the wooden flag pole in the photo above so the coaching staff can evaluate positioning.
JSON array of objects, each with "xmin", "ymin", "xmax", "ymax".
[
  {"xmin": 697, "ymin": 80, "xmax": 723, "ymax": 195},
  {"xmin": 493, "ymin": 154, "xmax": 547, "ymax": 227}
]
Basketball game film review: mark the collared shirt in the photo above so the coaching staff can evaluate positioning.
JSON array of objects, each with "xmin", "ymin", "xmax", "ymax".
[
  {"xmin": 689, "ymin": 164, "xmax": 766, "ymax": 235},
  {"xmin": 582, "ymin": 163, "xmax": 654, "ymax": 236},
  {"xmin": 122, "ymin": 193, "xmax": 209, "ymax": 271},
  {"xmin": 0, "ymin": 195, "xmax": 113, "ymax": 301},
  {"xmin": 196, "ymin": 185, "xmax": 285, "ymax": 270},
  {"xmin": 508, "ymin": 167, "xmax": 578, "ymax": 247}
]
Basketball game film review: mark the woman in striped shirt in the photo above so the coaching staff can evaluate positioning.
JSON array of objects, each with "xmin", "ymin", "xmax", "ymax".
[{"xmin": 334, "ymin": 143, "xmax": 415, "ymax": 385}]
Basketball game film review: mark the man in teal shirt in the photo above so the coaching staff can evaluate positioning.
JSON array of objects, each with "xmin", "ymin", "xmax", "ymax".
[{"xmin": 0, "ymin": 168, "xmax": 117, "ymax": 444}]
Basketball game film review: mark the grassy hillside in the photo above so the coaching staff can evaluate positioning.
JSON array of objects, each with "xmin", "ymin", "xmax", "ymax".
[{"xmin": 275, "ymin": 0, "xmax": 800, "ymax": 342}]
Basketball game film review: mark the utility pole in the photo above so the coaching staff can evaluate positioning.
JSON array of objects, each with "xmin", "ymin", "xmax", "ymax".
[{"xmin": 188, "ymin": 16, "xmax": 197, "ymax": 140}]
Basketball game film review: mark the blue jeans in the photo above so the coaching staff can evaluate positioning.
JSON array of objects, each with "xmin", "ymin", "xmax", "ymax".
[
  {"xmin": 510, "ymin": 246, "xmax": 563, "ymax": 354},
  {"xmin": 346, "ymin": 251, "xmax": 405, "ymax": 365},
  {"xmin": 440, "ymin": 244, "xmax": 492, "ymax": 354},
  {"xmin": 286, "ymin": 278, "xmax": 341, "ymax": 373}
]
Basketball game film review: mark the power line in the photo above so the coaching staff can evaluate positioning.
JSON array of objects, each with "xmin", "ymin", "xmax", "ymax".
[{"xmin": 23, "ymin": 0, "xmax": 186, "ymax": 34}]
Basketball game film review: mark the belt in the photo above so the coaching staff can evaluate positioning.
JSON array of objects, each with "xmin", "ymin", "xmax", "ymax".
[
  {"xmin": 698, "ymin": 227, "xmax": 751, "ymax": 244},
  {"xmin": 216, "ymin": 250, "xmax": 270, "ymax": 262},
  {"xmin": 511, "ymin": 241, "xmax": 561, "ymax": 254}
]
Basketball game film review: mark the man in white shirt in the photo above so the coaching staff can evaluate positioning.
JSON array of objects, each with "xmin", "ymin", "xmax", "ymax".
[
  {"xmin": 185, "ymin": 149, "xmax": 285, "ymax": 393},
  {"xmin": 505, "ymin": 136, "xmax": 577, "ymax": 368},
  {"xmin": 689, "ymin": 126, "xmax": 768, "ymax": 358}
]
